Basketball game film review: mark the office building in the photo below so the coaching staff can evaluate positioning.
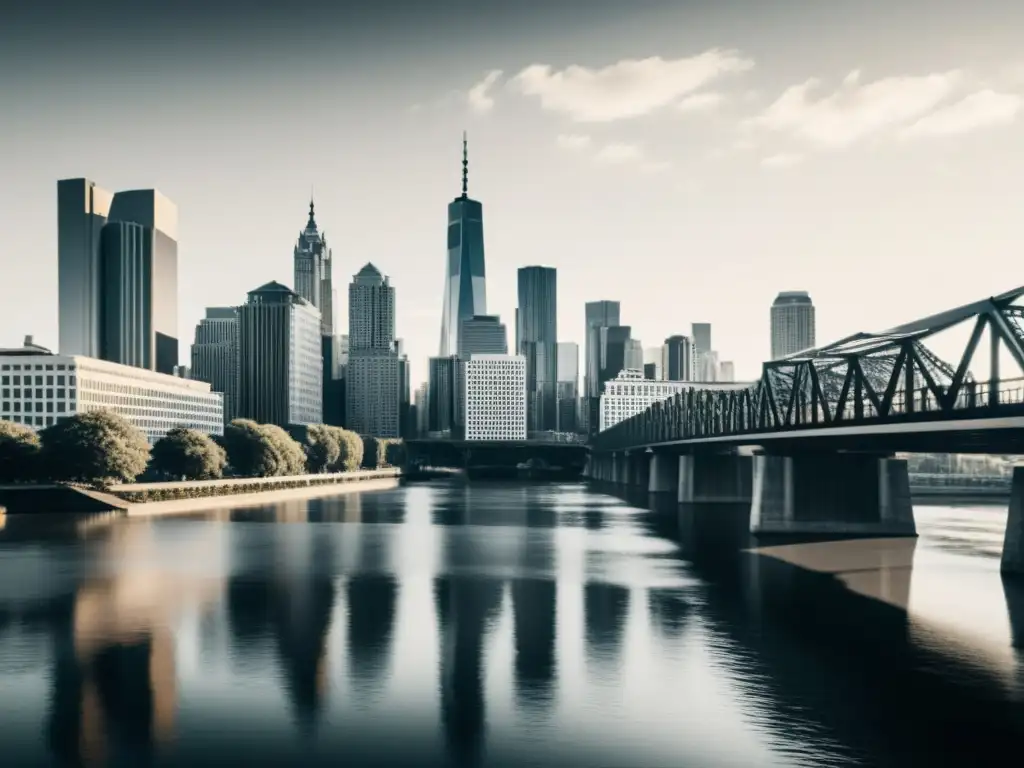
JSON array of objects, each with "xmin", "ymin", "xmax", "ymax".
[
  {"xmin": 236, "ymin": 281, "xmax": 322, "ymax": 427},
  {"xmin": 719, "ymin": 361, "xmax": 736, "ymax": 382},
  {"xmin": 398, "ymin": 346, "xmax": 411, "ymax": 437},
  {"xmin": 556, "ymin": 341, "xmax": 579, "ymax": 433},
  {"xmin": 517, "ymin": 266, "xmax": 557, "ymax": 432},
  {"xmin": 771, "ymin": 291, "xmax": 816, "ymax": 359},
  {"xmin": 414, "ymin": 382, "xmax": 428, "ymax": 437},
  {"xmin": 584, "ymin": 300, "xmax": 621, "ymax": 435},
  {"xmin": 643, "ymin": 347, "xmax": 662, "ymax": 380},
  {"xmin": 346, "ymin": 264, "xmax": 400, "ymax": 437},
  {"xmin": 643, "ymin": 363, "xmax": 658, "ymax": 380},
  {"xmin": 190, "ymin": 307, "xmax": 239, "ymax": 423},
  {"xmin": 662, "ymin": 335, "xmax": 696, "ymax": 382},
  {"xmin": 428, "ymin": 355, "xmax": 459, "ymax": 435},
  {"xmin": 458, "ymin": 315, "xmax": 508, "ymax": 357},
  {"xmin": 1, "ymin": 338, "xmax": 223, "ymax": 443},
  {"xmin": 698, "ymin": 350, "xmax": 720, "ymax": 383},
  {"xmin": 587, "ymin": 323, "xmax": 631, "ymax": 434},
  {"xmin": 58, "ymin": 179, "xmax": 180, "ymax": 375},
  {"xmin": 293, "ymin": 198, "xmax": 334, "ymax": 335},
  {"xmin": 624, "ymin": 339, "xmax": 644, "ymax": 372},
  {"xmin": 439, "ymin": 133, "xmax": 487, "ymax": 357},
  {"xmin": 599, "ymin": 369, "xmax": 751, "ymax": 433},
  {"xmin": 692, "ymin": 323, "xmax": 711, "ymax": 358},
  {"xmin": 464, "ymin": 355, "xmax": 526, "ymax": 440}
]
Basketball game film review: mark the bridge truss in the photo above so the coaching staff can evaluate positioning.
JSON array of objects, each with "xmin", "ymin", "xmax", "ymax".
[{"xmin": 593, "ymin": 287, "xmax": 1024, "ymax": 451}]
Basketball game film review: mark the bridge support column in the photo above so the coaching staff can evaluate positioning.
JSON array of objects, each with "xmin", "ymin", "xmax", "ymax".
[
  {"xmin": 750, "ymin": 453, "xmax": 915, "ymax": 537},
  {"xmin": 1002, "ymin": 467, "xmax": 1024, "ymax": 575},
  {"xmin": 677, "ymin": 454, "xmax": 753, "ymax": 503},
  {"xmin": 629, "ymin": 452, "xmax": 650, "ymax": 489},
  {"xmin": 612, "ymin": 453, "xmax": 628, "ymax": 485},
  {"xmin": 648, "ymin": 453, "xmax": 678, "ymax": 494}
]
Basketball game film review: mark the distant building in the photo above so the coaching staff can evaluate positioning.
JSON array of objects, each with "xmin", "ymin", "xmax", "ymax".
[
  {"xmin": 557, "ymin": 341, "xmax": 579, "ymax": 433},
  {"xmin": 190, "ymin": 307, "xmax": 239, "ymax": 423},
  {"xmin": 414, "ymin": 382, "xmax": 429, "ymax": 436},
  {"xmin": 458, "ymin": 315, "xmax": 508, "ymax": 357},
  {"xmin": 428, "ymin": 355, "xmax": 459, "ymax": 435},
  {"xmin": 661, "ymin": 335, "xmax": 695, "ymax": 382},
  {"xmin": 719, "ymin": 361, "xmax": 736, "ymax": 382},
  {"xmin": 346, "ymin": 263, "xmax": 399, "ymax": 437},
  {"xmin": 517, "ymin": 266, "xmax": 557, "ymax": 432},
  {"xmin": 771, "ymin": 291, "xmax": 816, "ymax": 359},
  {"xmin": 236, "ymin": 281, "xmax": 322, "ymax": 427},
  {"xmin": 587, "ymin": 324, "xmax": 631, "ymax": 434},
  {"xmin": 643, "ymin": 347, "xmax": 662, "ymax": 380},
  {"xmin": 58, "ymin": 179, "xmax": 180, "ymax": 375},
  {"xmin": 692, "ymin": 323, "xmax": 711, "ymax": 358},
  {"xmin": 643, "ymin": 362, "xmax": 658, "ymax": 380},
  {"xmin": 439, "ymin": 133, "xmax": 487, "ymax": 357},
  {"xmin": 624, "ymin": 339, "xmax": 644, "ymax": 372},
  {"xmin": 0, "ymin": 339, "xmax": 223, "ymax": 443},
  {"xmin": 698, "ymin": 350, "xmax": 719, "ymax": 383},
  {"xmin": 397, "ymin": 346, "xmax": 412, "ymax": 437},
  {"xmin": 464, "ymin": 355, "xmax": 526, "ymax": 440},
  {"xmin": 584, "ymin": 301, "xmax": 621, "ymax": 433},
  {"xmin": 598, "ymin": 369, "xmax": 752, "ymax": 433},
  {"xmin": 292, "ymin": 198, "xmax": 334, "ymax": 335}
]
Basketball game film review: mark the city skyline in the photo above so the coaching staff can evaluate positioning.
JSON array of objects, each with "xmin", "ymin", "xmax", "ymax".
[{"xmin": 4, "ymin": 0, "xmax": 1024, "ymax": 390}]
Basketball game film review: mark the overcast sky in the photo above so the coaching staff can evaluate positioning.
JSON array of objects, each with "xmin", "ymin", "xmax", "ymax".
[{"xmin": 2, "ymin": 0, "xmax": 1023, "ymax": 386}]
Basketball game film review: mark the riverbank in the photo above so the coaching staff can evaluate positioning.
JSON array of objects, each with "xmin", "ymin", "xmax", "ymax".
[{"xmin": 0, "ymin": 469, "xmax": 402, "ymax": 516}]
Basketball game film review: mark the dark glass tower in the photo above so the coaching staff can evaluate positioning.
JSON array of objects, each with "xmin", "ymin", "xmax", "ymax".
[
  {"xmin": 439, "ymin": 133, "xmax": 487, "ymax": 357},
  {"xmin": 517, "ymin": 266, "xmax": 558, "ymax": 433}
]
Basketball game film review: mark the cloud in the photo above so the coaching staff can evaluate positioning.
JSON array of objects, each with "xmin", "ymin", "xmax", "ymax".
[
  {"xmin": 753, "ymin": 69, "xmax": 963, "ymax": 148},
  {"xmin": 760, "ymin": 152, "xmax": 803, "ymax": 169},
  {"xmin": 467, "ymin": 70, "xmax": 503, "ymax": 113},
  {"xmin": 676, "ymin": 92, "xmax": 725, "ymax": 113},
  {"xmin": 556, "ymin": 133, "xmax": 592, "ymax": 151},
  {"xmin": 511, "ymin": 49, "xmax": 754, "ymax": 122},
  {"xmin": 901, "ymin": 90, "xmax": 1022, "ymax": 137},
  {"xmin": 595, "ymin": 142, "xmax": 644, "ymax": 164}
]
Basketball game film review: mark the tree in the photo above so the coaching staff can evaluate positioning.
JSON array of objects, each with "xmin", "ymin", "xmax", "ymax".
[
  {"xmin": 0, "ymin": 420, "xmax": 42, "ymax": 482},
  {"xmin": 150, "ymin": 427, "xmax": 227, "ymax": 480},
  {"xmin": 222, "ymin": 419, "xmax": 308, "ymax": 478},
  {"xmin": 291, "ymin": 424, "xmax": 341, "ymax": 474},
  {"xmin": 40, "ymin": 409, "xmax": 150, "ymax": 487},
  {"xmin": 332, "ymin": 428, "xmax": 364, "ymax": 472},
  {"xmin": 361, "ymin": 435, "xmax": 386, "ymax": 469},
  {"xmin": 384, "ymin": 439, "xmax": 407, "ymax": 469}
]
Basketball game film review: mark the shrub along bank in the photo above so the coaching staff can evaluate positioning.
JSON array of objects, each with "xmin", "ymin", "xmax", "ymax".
[{"xmin": 0, "ymin": 409, "xmax": 406, "ymax": 492}]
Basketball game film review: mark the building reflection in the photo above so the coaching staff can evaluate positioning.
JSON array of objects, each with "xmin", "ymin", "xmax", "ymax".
[
  {"xmin": 647, "ymin": 588, "xmax": 689, "ymax": 640},
  {"xmin": 584, "ymin": 582, "xmax": 630, "ymax": 668},
  {"xmin": 346, "ymin": 574, "xmax": 398, "ymax": 696},
  {"xmin": 434, "ymin": 575, "xmax": 503, "ymax": 766}
]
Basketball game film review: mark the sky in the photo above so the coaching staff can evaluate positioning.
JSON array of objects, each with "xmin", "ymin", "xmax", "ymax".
[{"xmin": 2, "ymin": 0, "xmax": 1024, "ymax": 388}]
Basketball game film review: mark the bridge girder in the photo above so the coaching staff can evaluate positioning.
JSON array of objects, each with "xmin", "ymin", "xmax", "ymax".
[{"xmin": 593, "ymin": 287, "xmax": 1024, "ymax": 451}]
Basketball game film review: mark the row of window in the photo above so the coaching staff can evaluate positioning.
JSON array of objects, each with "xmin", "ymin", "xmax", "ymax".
[{"xmin": 1, "ymin": 374, "xmax": 73, "ymax": 387}]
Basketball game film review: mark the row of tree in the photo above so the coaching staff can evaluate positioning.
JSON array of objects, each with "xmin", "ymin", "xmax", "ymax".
[{"xmin": 0, "ymin": 410, "xmax": 406, "ymax": 487}]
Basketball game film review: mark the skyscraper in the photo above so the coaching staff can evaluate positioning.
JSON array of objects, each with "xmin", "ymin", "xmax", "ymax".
[
  {"xmin": 624, "ymin": 339, "xmax": 644, "ymax": 372},
  {"xmin": 691, "ymin": 322, "xmax": 714, "ymax": 383},
  {"xmin": 589, "ymin": 325, "xmax": 631, "ymax": 434},
  {"xmin": 236, "ymin": 281, "xmax": 322, "ymax": 427},
  {"xmin": 517, "ymin": 266, "xmax": 558, "ymax": 433},
  {"xmin": 643, "ymin": 346, "xmax": 663, "ymax": 380},
  {"xmin": 428, "ymin": 355, "xmax": 459, "ymax": 435},
  {"xmin": 556, "ymin": 341, "xmax": 579, "ymax": 433},
  {"xmin": 584, "ymin": 300, "xmax": 620, "ymax": 399},
  {"xmin": 662, "ymin": 335, "xmax": 695, "ymax": 381},
  {"xmin": 293, "ymin": 198, "xmax": 334, "ymax": 335},
  {"xmin": 771, "ymin": 291, "xmax": 816, "ymax": 359},
  {"xmin": 190, "ymin": 307, "xmax": 239, "ymax": 423},
  {"xmin": 458, "ymin": 315, "xmax": 508, "ymax": 357},
  {"xmin": 439, "ymin": 133, "xmax": 487, "ymax": 357},
  {"xmin": 346, "ymin": 264, "xmax": 400, "ymax": 437},
  {"xmin": 58, "ymin": 179, "xmax": 179, "ymax": 374}
]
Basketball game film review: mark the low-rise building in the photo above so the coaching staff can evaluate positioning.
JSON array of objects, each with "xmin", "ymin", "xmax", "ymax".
[
  {"xmin": 0, "ymin": 339, "xmax": 223, "ymax": 443},
  {"xmin": 464, "ymin": 354, "xmax": 526, "ymax": 440},
  {"xmin": 598, "ymin": 368, "xmax": 753, "ymax": 432}
]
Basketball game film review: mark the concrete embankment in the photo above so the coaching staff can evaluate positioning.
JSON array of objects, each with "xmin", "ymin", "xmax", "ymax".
[{"xmin": 0, "ymin": 469, "xmax": 402, "ymax": 517}]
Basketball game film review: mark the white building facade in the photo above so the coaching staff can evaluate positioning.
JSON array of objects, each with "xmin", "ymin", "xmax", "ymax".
[
  {"xmin": 464, "ymin": 354, "xmax": 526, "ymax": 440},
  {"xmin": 0, "ymin": 351, "xmax": 223, "ymax": 443},
  {"xmin": 598, "ymin": 368, "xmax": 752, "ymax": 432}
]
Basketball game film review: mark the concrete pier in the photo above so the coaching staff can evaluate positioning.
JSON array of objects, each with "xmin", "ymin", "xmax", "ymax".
[
  {"xmin": 678, "ymin": 454, "xmax": 753, "ymax": 504},
  {"xmin": 648, "ymin": 453, "xmax": 678, "ymax": 494},
  {"xmin": 1002, "ymin": 467, "xmax": 1024, "ymax": 575},
  {"xmin": 750, "ymin": 453, "xmax": 915, "ymax": 537}
]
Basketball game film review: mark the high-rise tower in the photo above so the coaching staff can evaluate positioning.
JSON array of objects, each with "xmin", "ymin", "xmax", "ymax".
[
  {"xmin": 439, "ymin": 133, "xmax": 487, "ymax": 357},
  {"xmin": 771, "ymin": 291, "xmax": 816, "ymax": 359},
  {"xmin": 293, "ymin": 197, "xmax": 334, "ymax": 335},
  {"xmin": 517, "ymin": 266, "xmax": 558, "ymax": 432}
]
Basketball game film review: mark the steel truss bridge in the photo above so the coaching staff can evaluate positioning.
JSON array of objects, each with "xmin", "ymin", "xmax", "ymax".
[{"xmin": 590, "ymin": 287, "xmax": 1024, "ymax": 455}]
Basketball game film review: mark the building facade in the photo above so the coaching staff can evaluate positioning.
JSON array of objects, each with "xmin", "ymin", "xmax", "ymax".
[
  {"xmin": 293, "ymin": 198, "xmax": 334, "ymax": 335},
  {"xmin": 1, "ymin": 343, "xmax": 223, "ymax": 443},
  {"xmin": 464, "ymin": 355, "xmax": 526, "ymax": 440},
  {"xmin": 556, "ymin": 341, "xmax": 579, "ymax": 433},
  {"xmin": 719, "ymin": 361, "xmax": 736, "ymax": 382},
  {"xmin": 458, "ymin": 315, "xmax": 508, "ymax": 357},
  {"xmin": 598, "ymin": 369, "xmax": 752, "ymax": 433},
  {"xmin": 517, "ymin": 266, "xmax": 557, "ymax": 433},
  {"xmin": 643, "ymin": 346, "xmax": 662, "ymax": 380},
  {"xmin": 346, "ymin": 263, "xmax": 400, "ymax": 437},
  {"xmin": 662, "ymin": 335, "xmax": 696, "ymax": 382},
  {"xmin": 624, "ymin": 338, "xmax": 644, "ymax": 372},
  {"xmin": 439, "ymin": 134, "xmax": 487, "ymax": 357},
  {"xmin": 236, "ymin": 281, "xmax": 322, "ymax": 427},
  {"xmin": 427, "ymin": 355, "xmax": 458, "ymax": 436},
  {"xmin": 190, "ymin": 307, "xmax": 239, "ymax": 423},
  {"xmin": 584, "ymin": 300, "xmax": 622, "ymax": 435},
  {"xmin": 771, "ymin": 291, "xmax": 816, "ymax": 359}
]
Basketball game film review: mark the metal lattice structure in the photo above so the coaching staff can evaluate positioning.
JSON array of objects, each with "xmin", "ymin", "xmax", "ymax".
[{"xmin": 591, "ymin": 287, "xmax": 1024, "ymax": 452}]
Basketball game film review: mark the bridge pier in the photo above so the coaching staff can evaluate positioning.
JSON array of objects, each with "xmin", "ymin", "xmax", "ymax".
[
  {"xmin": 678, "ymin": 454, "xmax": 753, "ymax": 503},
  {"xmin": 1002, "ymin": 467, "xmax": 1024, "ymax": 575},
  {"xmin": 629, "ymin": 452, "xmax": 650, "ymax": 490},
  {"xmin": 750, "ymin": 453, "xmax": 915, "ymax": 537},
  {"xmin": 648, "ymin": 452, "xmax": 678, "ymax": 494}
]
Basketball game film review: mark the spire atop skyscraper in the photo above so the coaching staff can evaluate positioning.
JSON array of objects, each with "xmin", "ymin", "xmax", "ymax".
[
  {"xmin": 461, "ymin": 131, "xmax": 468, "ymax": 198},
  {"xmin": 307, "ymin": 193, "xmax": 317, "ymax": 231}
]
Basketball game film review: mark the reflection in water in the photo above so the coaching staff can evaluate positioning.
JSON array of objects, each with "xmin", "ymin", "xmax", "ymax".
[{"xmin": 2, "ymin": 484, "xmax": 1024, "ymax": 766}]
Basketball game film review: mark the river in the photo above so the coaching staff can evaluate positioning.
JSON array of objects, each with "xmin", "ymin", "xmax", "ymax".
[{"xmin": 0, "ymin": 481, "xmax": 1022, "ymax": 767}]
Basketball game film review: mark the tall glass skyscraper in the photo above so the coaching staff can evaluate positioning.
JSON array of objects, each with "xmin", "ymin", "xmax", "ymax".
[
  {"xmin": 517, "ymin": 266, "xmax": 557, "ymax": 432},
  {"xmin": 439, "ymin": 133, "xmax": 487, "ymax": 357},
  {"xmin": 771, "ymin": 291, "xmax": 816, "ymax": 359}
]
